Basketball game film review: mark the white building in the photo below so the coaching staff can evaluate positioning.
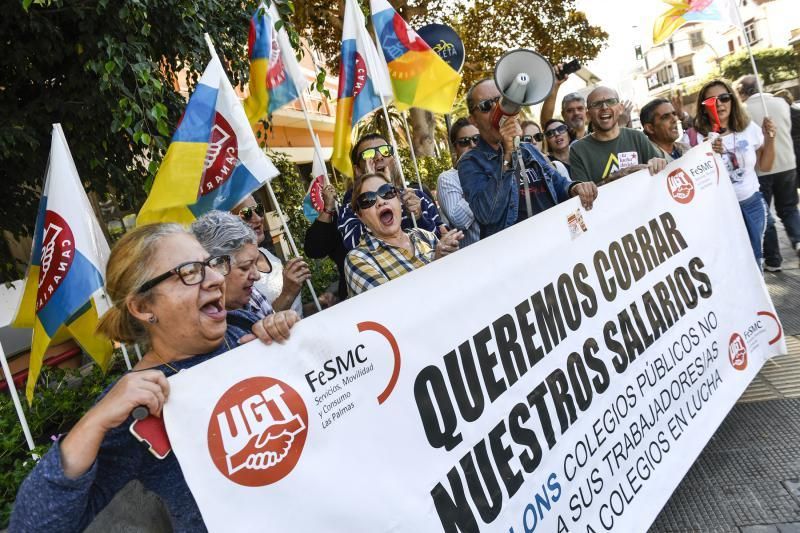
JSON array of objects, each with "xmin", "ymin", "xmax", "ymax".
[{"xmin": 634, "ymin": 0, "xmax": 800, "ymax": 101}]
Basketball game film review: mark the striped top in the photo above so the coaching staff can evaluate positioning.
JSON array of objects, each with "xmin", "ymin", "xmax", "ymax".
[{"xmin": 345, "ymin": 228, "xmax": 438, "ymax": 296}]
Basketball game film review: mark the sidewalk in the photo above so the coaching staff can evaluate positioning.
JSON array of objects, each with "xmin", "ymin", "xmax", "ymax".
[{"xmin": 650, "ymin": 207, "xmax": 800, "ymax": 533}]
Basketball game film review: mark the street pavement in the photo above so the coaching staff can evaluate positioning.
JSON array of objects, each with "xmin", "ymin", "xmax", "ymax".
[{"xmin": 650, "ymin": 207, "xmax": 800, "ymax": 533}]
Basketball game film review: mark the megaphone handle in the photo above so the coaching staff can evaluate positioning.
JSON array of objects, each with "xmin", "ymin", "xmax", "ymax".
[{"xmin": 513, "ymin": 138, "xmax": 533, "ymax": 219}]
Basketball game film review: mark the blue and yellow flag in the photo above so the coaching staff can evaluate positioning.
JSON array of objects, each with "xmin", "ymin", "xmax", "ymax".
[
  {"xmin": 12, "ymin": 124, "xmax": 113, "ymax": 402},
  {"xmin": 332, "ymin": 0, "xmax": 393, "ymax": 177},
  {"xmin": 244, "ymin": 2, "xmax": 310, "ymax": 125},
  {"xmin": 370, "ymin": 0, "xmax": 461, "ymax": 114},
  {"xmin": 137, "ymin": 55, "xmax": 279, "ymax": 225}
]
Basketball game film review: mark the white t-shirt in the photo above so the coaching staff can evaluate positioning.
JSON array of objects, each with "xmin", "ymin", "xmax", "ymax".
[
  {"xmin": 693, "ymin": 121, "xmax": 763, "ymax": 202},
  {"xmin": 254, "ymin": 247, "xmax": 304, "ymax": 317}
]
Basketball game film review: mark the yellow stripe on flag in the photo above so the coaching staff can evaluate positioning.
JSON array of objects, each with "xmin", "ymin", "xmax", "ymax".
[
  {"xmin": 137, "ymin": 142, "xmax": 208, "ymax": 225},
  {"xmin": 332, "ymin": 97, "xmax": 356, "ymax": 177}
]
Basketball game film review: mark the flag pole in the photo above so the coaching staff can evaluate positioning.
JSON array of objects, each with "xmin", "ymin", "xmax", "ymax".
[
  {"xmin": 731, "ymin": 2, "xmax": 770, "ymax": 120},
  {"xmin": 0, "ymin": 340, "xmax": 36, "ymax": 453},
  {"xmin": 297, "ymin": 95, "xmax": 331, "ymax": 187},
  {"xmin": 264, "ymin": 181, "xmax": 322, "ymax": 312},
  {"xmin": 401, "ymin": 111, "xmax": 425, "ymax": 191}
]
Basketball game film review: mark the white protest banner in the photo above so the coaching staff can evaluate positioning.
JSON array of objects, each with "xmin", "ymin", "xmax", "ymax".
[{"xmin": 164, "ymin": 143, "xmax": 786, "ymax": 533}]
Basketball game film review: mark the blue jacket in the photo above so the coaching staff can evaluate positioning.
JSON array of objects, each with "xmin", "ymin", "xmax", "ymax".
[{"xmin": 458, "ymin": 137, "xmax": 574, "ymax": 238}]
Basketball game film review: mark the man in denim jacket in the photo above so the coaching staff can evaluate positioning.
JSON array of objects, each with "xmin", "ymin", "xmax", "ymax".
[{"xmin": 457, "ymin": 78, "xmax": 598, "ymax": 240}]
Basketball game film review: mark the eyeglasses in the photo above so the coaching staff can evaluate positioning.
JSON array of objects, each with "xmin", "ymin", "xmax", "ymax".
[
  {"xmin": 355, "ymin": 183, "xmax": 398, "ymax": 211},
  {"xmin": 455, "ymin": 135, "xmax": 480, "ymax": 147},
  {"xmin": 137, "ymin": 255, "xmax": 231, "ymax": 294},
  {"xmin": 587, "ymin": 97, "xmax": 620, "ymax": 110},
  {"xmin": 545, "ymin": 124, "xmax": 569, "ymax": 138},
  {"xmin": 521, "ymin": 133, "xmax": 543, "ymax": 143},
  {"xmin": 237, "ymin": 203, "xmax": 265, "ymax": 221},
  {"xmin": 358, "ymin": 144, "xmax": 393, "ymax": 162},
  {"xmin": 470, "ymin": 96, "xmax": 500, "ymax": 114}
]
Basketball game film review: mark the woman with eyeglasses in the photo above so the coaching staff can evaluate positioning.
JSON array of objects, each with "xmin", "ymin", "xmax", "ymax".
[
  {"xmin": 192, "ymin": 210, "xmax": 288, "ymax": 320},
  {"xmin": 232, "ymin": 195, "xmax": 309, "ymax": 316},
  {"xmin": 694, "ymin": 79, "xmax": 776, "ymax": 265},
  {"xmin": 11, "ymin": 224, "xmax": 297, "ymax": 532},
  {"xmin": 345, "ymin": 173, "xmax": 463, "ymax": 295}
]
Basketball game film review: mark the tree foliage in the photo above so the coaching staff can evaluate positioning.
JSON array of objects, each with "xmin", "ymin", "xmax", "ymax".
[
  {"xmin": 1, "ymin": 0, "xmax": 260, "ymax": 245},
  {"xmin": 719, "ymin": 47, "xmax": 799, "ymax": 86},
  {"xmin": 293, "ymin": 0, "xmax": 607, "ymax": 90}
]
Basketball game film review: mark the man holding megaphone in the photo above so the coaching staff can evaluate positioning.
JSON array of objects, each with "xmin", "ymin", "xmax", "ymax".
[{"xmin": 458, "ymin": 50, "xmax": 598, "ymax": 240}]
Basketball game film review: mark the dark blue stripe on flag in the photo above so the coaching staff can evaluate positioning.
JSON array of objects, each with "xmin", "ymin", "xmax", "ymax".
[
  {"xmin": 188, "ymin": 164, "xmax": 263, "ymax": 217},
  {"xmin": 29, "ymin": 196, "xmax": 48, "ymax": 267},
  {"xmin": 352, "ymin": 77, "xmax": 381, "ymax": 126},
  {"xmin": 340, "ymin": 39, "xmax": 357, "ymax": 99},
  {"xmin": 250, "ymin": 11, "xmax": 271, "ymax": 60},
  {"xmin": 37, "ymin": 250, "xmax": 103, "ymax": 337}
]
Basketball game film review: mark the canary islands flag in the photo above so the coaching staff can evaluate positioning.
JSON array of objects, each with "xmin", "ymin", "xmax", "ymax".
[
  {"xmin": 370, "ymin": 0, "xmax": 461, "ymax": 114},
  {"xmin": 303, "ymin": 136, "xmax": 329, "ymax": 223},
  {"xmin": 13, "ymin": 124, "xmax": 113, "ymax": 402},
  {"xmin": 138, "ymin": 55, "xmax": 279, "ymax": 225},
  {"xmin": 244, "ymin": 2, "xmax": 309, "ymax": 125},
  {"xmin": 332, "ymin": 0, "xmax": 393, "ymax": 177},
  {"xmin": 653, "ymin": 0, "xmax": 738, "ymax": 45}
]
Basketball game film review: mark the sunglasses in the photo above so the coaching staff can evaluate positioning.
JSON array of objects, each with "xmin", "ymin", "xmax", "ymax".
[
  {"xmin": 470, "ymin": 96, "xmax": 500, "ymax": 113},
  {"xmin": 587, "ymin": 97, "xmax": 620, "ymax": 110},
  {"xmin": 237, "ymin": 203, "xmax": 265, "ymax": 221},
  {"xmin": 706, "ymin": 93, "xmax": 734, "ymax": 104},
  {"xmin": 137, "ymin": 255, "xmax": 231, "ymax": 294},
  {"xmin": 358, "ymin": 144, "xmax": 393, "ymax": 162},
  {"xmin": 545, "ymin": 124, "xmax": 569, "ymax": 138},
  {"xmin": 234, "ymin": 250, "xmax": 273, "ymax": 274},
  {"xmin": 355, "ymin": 183, "xmax": 398, "ymax": 211},
  {"xmin": 521, "ymin": 133, "xmax": 544, "ymax": 143},
  {"xmin": 455, "ymin": 134, "xmax": 480, "ymax": 147}
]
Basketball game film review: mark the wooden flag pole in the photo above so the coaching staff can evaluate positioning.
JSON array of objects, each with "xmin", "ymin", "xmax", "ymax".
[
  {"xmin": 265, "ymin": 181, "xmax": 322, "ymax": 312},
  {"xmin": 0, "ymin": 340, "xmax": 36, "ymax": 453}
]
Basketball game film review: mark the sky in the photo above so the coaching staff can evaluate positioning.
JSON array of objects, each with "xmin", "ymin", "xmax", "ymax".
[{"xmin": 574, "ymin": 0, "xmax": 667, "ymax": 97}]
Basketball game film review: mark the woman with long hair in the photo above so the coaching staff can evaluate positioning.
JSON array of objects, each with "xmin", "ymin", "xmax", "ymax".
[{"xmin": 694, "ymin": 79, "xmax": 776, "ymax": 266}]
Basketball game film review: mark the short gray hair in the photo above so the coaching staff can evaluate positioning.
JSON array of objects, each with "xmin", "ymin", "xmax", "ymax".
[
  {"xmin": 191, "ymin": 210, "xmax": 257, "ymax": 257},
  {"xmin": 562, "ymin": 92, "xmax": 585, "ymax": 111}
]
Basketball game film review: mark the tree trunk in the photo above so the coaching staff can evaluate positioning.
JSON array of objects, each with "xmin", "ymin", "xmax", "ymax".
[{"xmin": 408, "ymin": 107, "xmax": 437, "ymax": 157}]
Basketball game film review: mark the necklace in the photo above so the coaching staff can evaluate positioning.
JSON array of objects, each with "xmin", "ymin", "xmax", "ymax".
[{"xmin": 147, "ymin": 350, "xmax": 179, "ymax": 374}]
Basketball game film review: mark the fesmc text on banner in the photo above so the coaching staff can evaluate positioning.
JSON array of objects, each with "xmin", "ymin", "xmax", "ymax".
[{"xmin": 165, "ymin": 144, "xmax": 786, "ymax": 533}]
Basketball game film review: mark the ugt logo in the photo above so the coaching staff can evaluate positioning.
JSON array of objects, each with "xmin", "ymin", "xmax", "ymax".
[
  {"xmin": 207, "ymin": 377, "xmax": 308, "ymax": 487},
  {"xmin": 667, "ymin": 168, "xmax": 695, "ymax": 204},
  {"xmin": 36, "ymin": 211, "xmax": 75, "ymax": 311},
  {"xmin": 728, "ymin": 333, "xmax": 748, "ymax": 371}
]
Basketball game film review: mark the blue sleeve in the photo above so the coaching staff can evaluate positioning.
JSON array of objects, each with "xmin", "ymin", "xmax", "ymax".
[
  {"xmin": 337, "ymin": 200, "xmax": 365, "ymax": 252},
  {"xmin": 457, "ymin": 153, "xmax": 513, "ymax": 228},
  {"xmin": 10, "ymin": 427, "xmax": 144, "ymax": 533},
  {"xmin": 414, "ymin": 189, "xmax": 441, "ymax": 236}
]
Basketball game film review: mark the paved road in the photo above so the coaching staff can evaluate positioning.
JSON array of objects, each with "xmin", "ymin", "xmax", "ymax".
[{"xmin": 650, "ymin": 208, "xmax": 800, "ymax": 533}]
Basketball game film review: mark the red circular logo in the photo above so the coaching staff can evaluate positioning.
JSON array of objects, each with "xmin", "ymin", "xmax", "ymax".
[
  {"xmin": 207, "ymin": 377, "xmax": 308, "ymax": 487},
  {"xmin": 667, "ymin": 168, "xmax": 695, "ymax": 204},
  {"xmin": 36, "ymin": 211, "xmax": 75, "ymax": 312},
  {"xmin": 728, "ymin": 333, "xmax": 748, "ymax": 371},
  {"xmin": 199, "ymin": 113, "xmax": 239, "ymax": 197}
]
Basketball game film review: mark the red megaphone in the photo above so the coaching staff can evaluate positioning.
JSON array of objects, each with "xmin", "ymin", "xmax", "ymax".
[{"xmin": 702, "ymin": 96, "xmax": 725, "ymax": 133}]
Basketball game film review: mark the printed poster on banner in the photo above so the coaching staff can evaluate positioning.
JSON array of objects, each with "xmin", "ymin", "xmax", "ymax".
[{"xmin": 164, "ymin": 143, "xmax": 786, "ymax": 533}]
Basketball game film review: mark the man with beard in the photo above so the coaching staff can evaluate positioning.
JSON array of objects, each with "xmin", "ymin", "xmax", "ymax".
[
  {"xmin": 570, "ymin": 86, "xmax": 666, "ymax": 184},
  {"xmin": 540, "ymin": 65, "xmax": 588, "ymax": 140},
  {"xmin": 337, "ymin": 133, "xmax": 443, "ymax": 250},
  {"xmin": 641, "ymin": 98, "xmax": 690, "ymax": 163},
  {"xmin": 458, "ymin": 78, "xmax": 597, "ymax": 239}
]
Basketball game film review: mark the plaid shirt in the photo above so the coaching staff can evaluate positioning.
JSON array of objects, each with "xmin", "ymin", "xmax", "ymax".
[{"xmin": 345, "ymin": 228, "xmax": 438, "ymax": 296}]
